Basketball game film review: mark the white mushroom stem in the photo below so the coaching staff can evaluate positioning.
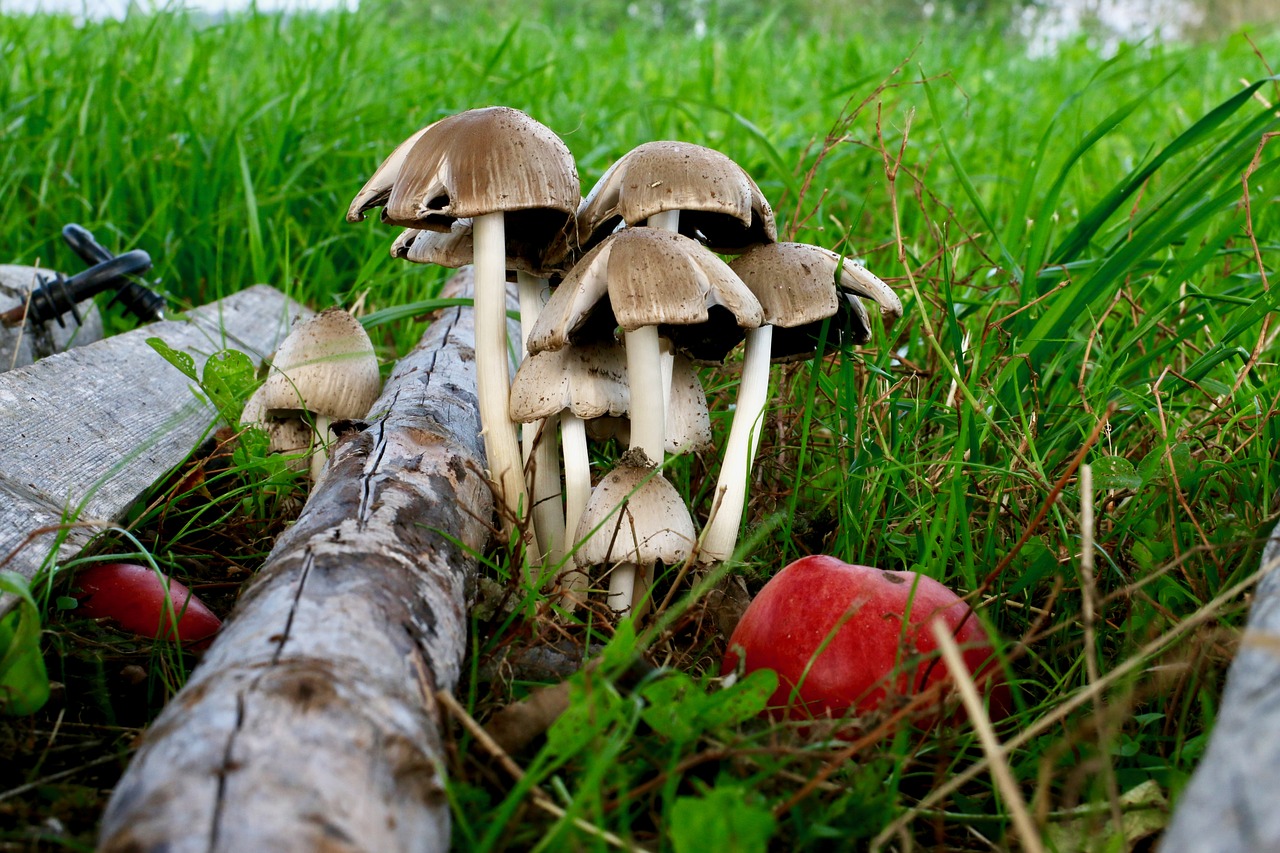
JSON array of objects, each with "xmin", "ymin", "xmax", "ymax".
[
  {"xmin": 474, "ymin": 212, "xmax": 539, "ymax": 563},
  {"xmin": 702, "ymin": 323, "xmax": 773, "ymax": 563},
  {"xmin": 309, "ymin": 413, "xmax": 334, "ymax": 484},
  {"xmin": 612, "ymin": 325, "xmax": 666, "ymax": 615},
  {"xmin": 650, "ymin": 209, "xmax": 680, "ymax": 426},
  {"xmin": 517, "ymin": 270, "xmax": 565, "ymax": 566},
  {"xmin": 608, "ymin": 563, "xmax": 640, "ymax": 614},
  {"xmin": 623, "ymin": 325, "xmax": 667, "ymax": 466},
  {"xmin": 560, "ymin": 413, "xmax": 592, "ymax": 600}
]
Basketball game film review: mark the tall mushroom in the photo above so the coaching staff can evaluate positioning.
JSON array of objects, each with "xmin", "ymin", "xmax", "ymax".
[
  {"xmin": 348, "ymin": 107, "xmax": 580, "ymax": 561},
  {"xmin": 575, "ymin": 140, "xmax": 776, "ymax": 256},
  {"xmin": 700, "ymin": 242, "xmax": 903, "ymax": 563},
  {"xmin": 389, "ymin": 220, "xmax": 568, "ymax": 561}
]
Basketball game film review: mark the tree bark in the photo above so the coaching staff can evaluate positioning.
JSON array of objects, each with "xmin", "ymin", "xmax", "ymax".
[
  {"xmin": 98, "ymin": 269, "xmax": 498, "ymax": 853},
  {"xmin": 1160, "ymin": 521, "xmax": 1280, "ymax": 853}
]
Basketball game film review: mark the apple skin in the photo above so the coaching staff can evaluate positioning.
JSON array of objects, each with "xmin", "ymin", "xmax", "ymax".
[
  {"xmin": 722, "ymin": 555, "xmax": 1010, "ymax": 724},
  {"xmin": 74, "ymin": 563, "xmax": 222, "ymax": 646}
]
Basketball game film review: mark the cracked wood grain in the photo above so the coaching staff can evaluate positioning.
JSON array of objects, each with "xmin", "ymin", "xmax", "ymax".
[{"xmin": 97, "ymin": 269, "xmax": 499, "ymax": 853}]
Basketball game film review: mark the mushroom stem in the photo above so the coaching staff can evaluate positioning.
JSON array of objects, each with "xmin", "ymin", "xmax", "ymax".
[
  {"xmin": 529, "ymin": 414, "xmax": 566, "ymax": 566},
  {"xmin": 309, "ymin": 413, "xmax": 333, "ymax": 484},
  {"xmin": 702, "ymin": 323, "xmax": 773, "ymax": 563},
  {"xmin": 623, "ymin": 325, "xmax": 666, "ymax": 464},
  {"xmin": 474, "ymin": 211, "xmax": 539, "ymax": 564},
  {"xmin": 607, "ymin": 563, "xmax": 640, "ymax": 614},
  {"xmin": 518, "ymin": 272, "xmax": 541, "ymax": 467},
  {"xmin": 560, "ymin": 413, "xmax": 592, "ymax": 602},
  {"xmin": 615, "ymin": 324, "xmax": 665, "ymax": 615},
  {"xmin": 518, "ymin": 270, "xmax": 565, "ymax": 565}
]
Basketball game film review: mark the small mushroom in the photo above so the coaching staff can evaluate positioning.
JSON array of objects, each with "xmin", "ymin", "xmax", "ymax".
[
  {"xmin": 241, "ymin": 308, "xmax": 381, "ymax": 483},
  {"xmin": 575, "ymin": 449, "xmax": 696, "ymax": 615}
]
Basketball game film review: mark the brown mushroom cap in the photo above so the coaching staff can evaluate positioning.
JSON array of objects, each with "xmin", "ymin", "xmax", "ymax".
[
  {"xmin": 527, "ymin": 227, "xmax": 763, "ymax": 362},
  {"xmin": 577, "ymin": 141, "xmax": 777, "ymax": 255},
  {"xmin": 377, "ymin": 107, "xmax": 580, "ymax": 271},
  {"xmin": 346, "ymin": 124, "xmax": 435, "ymax": 223},
  {"xmin": 511, "ymin": 342, "xmax": 712, "ymax": 454},
  {"xmin": 729, "ymin": 242, "xmax": 904, "ymax": 360}
]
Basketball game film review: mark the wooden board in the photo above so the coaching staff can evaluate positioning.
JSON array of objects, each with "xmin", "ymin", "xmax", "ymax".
[
  {"xmin": 0, "ymin": 284, "xmax": 309, "ymax": 614},
  {"xmin": 1160, "ymin": 521, "xmax": 1280, "ymax": 852},
  {"xmin": 97, "ymin": 270, "xmax": 496, "ymax": 853}
]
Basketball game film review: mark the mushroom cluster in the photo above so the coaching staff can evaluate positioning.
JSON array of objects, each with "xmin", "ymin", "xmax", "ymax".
[{"xmin": 348, "ymin": 107, "xmax": 903, "ymax": 615}]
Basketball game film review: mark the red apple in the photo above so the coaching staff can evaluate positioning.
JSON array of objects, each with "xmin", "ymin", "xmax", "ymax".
[
  {"xmin": 74, "ymin": 563, "xmax": 221, "ymax": 646},
  {"xmin": 722, "ymin": 555, "xmax": 1010, "ymax": 724}
]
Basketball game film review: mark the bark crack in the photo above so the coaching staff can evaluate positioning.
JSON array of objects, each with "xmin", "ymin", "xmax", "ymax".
[
  {"xmin": 272, "ymin": 549, "xmax": 316, "ymax": 666},
  {"xmin": 208, "ymin": 689, "xmax": 247, "ymax": 851},
  {"xmin": 358, "ymin": 391, "xmax": 395, "ymax": 529}
]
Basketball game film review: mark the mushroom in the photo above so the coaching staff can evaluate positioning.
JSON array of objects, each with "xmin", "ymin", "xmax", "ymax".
[
  {"xmin": 509, "ymin": 339, "xmax": 711, "ymax": 601},
  {"xmin": 574, "ymin": 449, "xmax": 696, "ymax": 614},
  {"xmin": 529, "ymin": 226, "xmax": 761, "ymax": 610},
  {"xmin": 348, "ymin": 107, "xmax": 580, "ymax": 560},
  {"xmin": 575, "ymin": 140, "xmax": 777, "ymax": 255},
  {"xmin": 572, "ymin": 140, "xmax": 777, "ymax": 438},
  {"xmin": 700, "ymin": 243, "xmax": 903, "ymax": 563},
  {"xmin": 240, "ymin": 307, "xmax": 381, "ymax": 483}
]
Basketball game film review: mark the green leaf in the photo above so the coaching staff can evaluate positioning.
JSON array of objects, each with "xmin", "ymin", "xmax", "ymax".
[
  {"xmin": 202, "ymin": 349, "xmax": 257, "ymax": 427},
  {"xmin": 671, "ymin": 785, "xmax": 776, "ymax": 853},
  {"xmin": 544, "ymin": 682, "xmax": 624, "ymax": 759},
  {"xmin": 1091, "ymin": 457, "xmax": 1142, "ymax": 492},
  {"xmin": 699, "ymin": 668, "xmax": 778, "ymax": 729},
  {"xmin": 0, "ymin": 573, "xmax": 49, "ymax": 717},
  {"xmin": 640, "ymin": 668, "xmax": 779, "ymax": 744},
  {"xmin": 147, "ymin": 337, "xmax": 198, "ymax": 382},
  {"xmin": 640, "ymin": 673, "xmax": 702, "ymax": 743}
]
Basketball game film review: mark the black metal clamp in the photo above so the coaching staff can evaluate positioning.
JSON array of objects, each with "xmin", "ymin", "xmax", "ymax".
[
  {"xmin": 1, "ymin": 225, "xmax": 169, "ymax": 329},
  {"xmin": 61, "ymin": 224, "xmax": 167, "ymax": 323}
]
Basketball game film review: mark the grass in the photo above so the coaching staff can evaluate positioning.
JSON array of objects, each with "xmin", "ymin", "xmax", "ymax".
[{"xmin": 2, "ymin": 0, "xmax": 1280, "ymax": 848}]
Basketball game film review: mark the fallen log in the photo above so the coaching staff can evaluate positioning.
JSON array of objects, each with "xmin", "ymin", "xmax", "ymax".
[
  {"xmin": 1159, "ymin": 522, "xmax": 1280, "ymax": 852},
  {"xmin": 0, "ymin": 284, "xmax": 308, "ymax": 618},
  {"xmin": 98, "ymin": 270, "xmax": 498, "ymax": 853}
]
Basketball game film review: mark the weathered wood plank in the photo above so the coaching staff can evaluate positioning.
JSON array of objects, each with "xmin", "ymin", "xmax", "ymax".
[
  {"xmin": 1160, "ymin": 523, "xmax": 1280, "ymax": 852},
  {"xmin": 97, "ymin": 270, "xmax": 496, "ymax": 853},
  {"xmin": 0, "ymin": 284, "xmax": 309, "ymax": 607}
]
